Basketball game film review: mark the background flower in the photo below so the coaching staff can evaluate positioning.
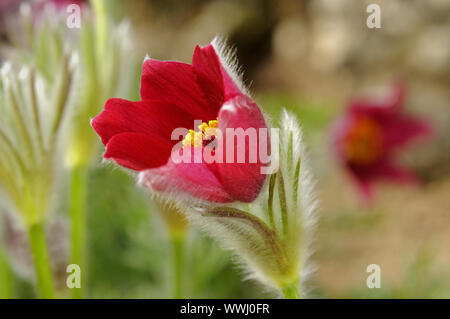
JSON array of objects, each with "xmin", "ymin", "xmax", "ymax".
[
  {"xmin": 0, "ymin": 51, "xmax": 74, "ymax": 298},
  {"xmin": 331, "ymin": 84, "xmax": 432, "ymax": 200}
]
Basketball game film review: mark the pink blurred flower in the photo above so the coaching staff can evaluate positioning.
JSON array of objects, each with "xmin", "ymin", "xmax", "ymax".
[
  {"xmin": 0, "ymin": 0, "xmax": 19, "ymax": 13},
  {"xmin": 32, "ymin": 0, "xmax": 86, "ymax": 23},
  {"xmin": 332, "ymin": 83, "xmax": 432, "ymax": 200},
  {"xmin": 0, "ymin": 0, "xmax": 21, "ymax": 27},
  {"xmin": 37, "ymin": 0, "xmax": 84, "ymax": 10}
]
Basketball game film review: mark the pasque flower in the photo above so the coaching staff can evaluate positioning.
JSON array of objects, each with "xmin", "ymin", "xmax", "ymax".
[
  {"xmin": 0, "ymin": 52, "xmax": 74, "ymax": 298},
  {"xmin": 2, "ymin": 0, "xmax": 137, "ymax": 298},
  {"xmin": 332, "ymin": 84, "xmax": 432, "ymax": 200},
  {"xmin": 93, "ymin": 39, "xmax": 317, "ymax": 298},
  {"xmin": 92, "ymin": 38, "xmax": 268, "ymax": 203}
]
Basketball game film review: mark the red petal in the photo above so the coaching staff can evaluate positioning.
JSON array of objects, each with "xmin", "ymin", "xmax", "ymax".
[
  {"xmin": 104, "ymin": 132, "xmax": 172, "ymax": 171},
  {"xmin": 348, "ymin": 160, "xmax": 418, "ymax": 200},
  {"xmin": 373, "ymin": 162, "xmax": 418, "ymax": 185},
  {"xmin": 193, "ymin": 44, "xmax": 243, "ymax": 102},
  {"xmin": 139, "ymin": 149, "xmax": 233, "ymax": 203},
  {"xmin": 140, "ymin": 59, "xmax": 215, "ymax": 121},
  {"xmin": 212, "ymin": 95, "xmax": 268, "ymax": 202},
  {"xmin": 382, "ymin": 115, "xmax": 432, "ymax": 150},
  {"xmin": 220, "ymin": 67, "xmax": 243, "ymax": 100},
  {"xmin": 192, "ymin": 45, "xmax": 224, "ymax": 114},
  {"xmin": 92, "ymin": 98, "xmax": 196, "ymax": 146}
]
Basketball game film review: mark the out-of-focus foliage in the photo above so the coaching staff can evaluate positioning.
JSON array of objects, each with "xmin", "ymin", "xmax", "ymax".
[{"xmin": 85, "ymin": 167, "xmax": 267, "ymax": 298}]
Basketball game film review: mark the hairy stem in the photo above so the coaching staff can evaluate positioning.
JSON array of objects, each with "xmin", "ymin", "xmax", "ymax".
[
  {"xmin": 49, "ymin": 53, "xmax": 72, "ymax": 149},
  {"xmin": 28, "ymin": 69, "xmax": 44, "ymax": 154},
  {"xmin": 0, "ymin": 245, "xmax": 12, "ymax": 299},
  {"xmin": 91, "ymin": 0, "xmax": 108, "ymax": 63},
  {"xmin": 7, "ymin": 84, "xmax": 35, "ymax": 162},
  {"xmin": 69, "ymin": 166, "xmax": 88, "ymax": 299},
  {"xmin": 0, "ymin": 128, "xmax": 27, "ymax": 176},
  {"xmin": 277, "ymin": 172, "xmax": 288, "ymax": 235},
  {"xmin": 287, "ymin": 130, "xmax": 293, "ymax": 168},
  {"xmin": 293, "ymin": 157, "xmax": 302, "ymax": 209},
  {"xmin": 170, "ymin": 234, "xmax": 184, "ymax": 299},
  {"xmin": 205, "ymin": 207, "xmax": 287, "ymax": 270},
  {"xmin": 282, "ymin": 281, "xmax": 300, "ymax": 299},
  {"xmin": 27, "ymin": 223, "xmax": 54, "ymax": 298},
  {"xmin": 267, "ymin": 173, "xmax": 277, "ymax": 228}
]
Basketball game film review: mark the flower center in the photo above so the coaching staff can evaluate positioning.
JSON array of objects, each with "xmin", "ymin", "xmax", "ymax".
[
  {"xmin": 344, "ymin": 116, "xmax": 383, "ymax": 165},
  {"xmin": 182, "ymin": 119, "xmax": 219, "ymax": 149}
]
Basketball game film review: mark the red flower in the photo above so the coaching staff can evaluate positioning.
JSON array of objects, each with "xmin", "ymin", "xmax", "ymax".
[
  {"xmin": 92, "ymin": 40, "xmax": 268, "ymax": 203},
  {"xmin": 332, "ymin": 83, "xmax": 432, "ymax": 200}
]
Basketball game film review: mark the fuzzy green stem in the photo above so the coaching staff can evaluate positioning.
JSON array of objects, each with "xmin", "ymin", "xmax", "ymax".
[
  {"xmin": 28, "ymin": 69, "xmax": 44, "ymax": 154},
  {"xmin": 293, "ymin": 158, "xmax": 302, "ymax": 209},
  {"xmin": 205, "ymin": 207, "xmax": 287, "ymax": 270},
  {"xmin": 170, "ymin": 234, "xmax": 184, "ymax": 299},
  {"xmin": 282, "ymin": 281, "xmax": 300, "ymax": 299},
  {"xmin": 267, "ymin": 173, "xmax": 277, "ymax": 228},
  {"xmin": 27, "ymin": 223, "xmax": 54, "ymax": 298},
  {"xmin": 49, "ymin": 53, "xmax": 72, "ymax": 148},
  {"xmin": 69, "ymin": 166, "xmax": 88, "ymax": 299},
  {"xmin": 91, "ymin": 0, "xmax": 108, "ymax": 62},
  {"xmin": 287, "ymin": 131, "xmax": 293, "ymax": 167},
  {"xmin": 0, "ymin": 247, "xmax": 12, "ymax": 299},
  {"xmin": 0, "ymin": 128, "xmax": 27, "ymax": 175},
  {"xmin": 7, "ymin": 84, "xmax": 35, "ymax": 162},
  {"xmin": 277, "ymin": 172, "xmax": 288, "ymax": 235}
]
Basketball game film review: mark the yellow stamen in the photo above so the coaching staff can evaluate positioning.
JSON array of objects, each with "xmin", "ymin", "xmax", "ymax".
[
  {"xmin": 344, "ymin": 116, "xmax": 383, "ymax": 165},
  {"xmin": 198, "ymin": 122, "xmax": 209, "ymax": 133},
  {"xmin": 208, "ymin": 119, "xmax": 218, "ymax": 128},
  {"xmin": 182, "ymin": 119, "xmax": 219, "ymax": 148}
]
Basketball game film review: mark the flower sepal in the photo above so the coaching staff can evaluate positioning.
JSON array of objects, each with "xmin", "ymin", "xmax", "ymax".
[{"xmin": 176, "ymin": 111, "xmax": 317, "ymax": 298}]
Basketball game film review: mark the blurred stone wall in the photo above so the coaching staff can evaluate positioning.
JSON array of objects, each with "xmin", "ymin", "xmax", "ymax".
[
  {"xmin": 125, "ymin": 0, "xmax": 449, "ymax": 92},
  {"xmin": 124, "ymin": 0, "xmax": 449, "ymax": 180}
]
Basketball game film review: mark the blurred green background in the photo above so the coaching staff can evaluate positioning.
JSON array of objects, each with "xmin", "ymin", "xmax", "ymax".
[{"xmin": 1, "ymin": 0, "xmax": 450, "ymax": 298}]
